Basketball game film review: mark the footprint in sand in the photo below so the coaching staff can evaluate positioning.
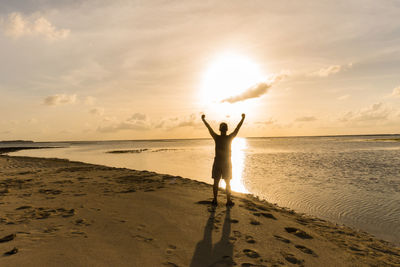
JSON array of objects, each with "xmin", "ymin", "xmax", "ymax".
[
  {"xmin": 3, "ymin": 247, "xmax": 18, "ymax": 256},
  {"xmin": 43, "ymin": 226, "xmax": 61, "ymax": 234},
  {"xmin": 281, "ymin": 252, "xmax": 304, "ymax": 265},
  {"xmin": 229, "ymin": 236, "xmax": 237, "ymax": 241},
  {"xmin": 59, "ymin": 208, "xmax": 75, "ymax": 218},
  {"xmin": 250, "ymin": 219, "xmax": 261, "ymax": 225},
  {"xmin": 241, "ymin": 263, "xmax": 267, "ymax": 267},
  {"xmin": 256, "ymin": 205, "xmax": 269, "ymax": 211},
  {"xmin": 347, "ymin": 245, "xmax": 369, "ymax": 256},
  {"xmin": 273, "ymin": 235, "xmax": 291, "ymax": 244},
  {"xmin": 260, "ymin": 213, "xmax": 276, "ymax": 220},
  {"xmin": 0, "ymin": 233, "xmax": 15, "ymax": 243},
  {"xmin": 165, "ymin": 244, "xmax": 176, "ymax": 255},
  {"xmin": 295, "ymin": 244, "xmax": 318, "ymax": 257},
  {"xmin": 233, "ymin": 230, "xmax": 242, "ymax": 238},
  {"xmin": 163, "ymin": 262, "xmax": 179, "ymax": 267},
  {"xmin": 0, "ymin": 188, "xmax": 9, "ymax": 195},
  {"xmin": 32, "ymin": 207, "xmax": 75, "ymax": 220},
  {"xmin": 70, "ymin": 229, "xmax": 88, "ymax": 238},
  {"xmin": 245, "ymin": 235, "xmax": 256, "ymax": 244},
  {"xmin": 241, "ymin": 205, "xmax": 258, "ymax": 212},
  {"xmin": 52, "ymin": 180, "xmax": 74, "ymax": 185},
  {"xmin": 239, "ymin": 201, "xmax": 258, "ymax": 212},
  {"xmin": 133, "ymin": 234, "xmax": 153, "ymax": 242},
  {"xmin": 137, "ymin": 224, "xmax": 146, "ymax": 231},
  {"xmin": 38, "ymin": 189, "xmax": 62, "ymax": 195},
  {"xmin": 243, "ymin": 249, "xmax": 260, "ymax": 258},
  {"xmin": 119, "ymin": 188, "xmax": 136, "ymax": 193},
  {"xmin": 74, "ymin": 218, "xmax": 91, "ymax": 226},
  {"xmin": 284, "ymin": 227, "xmax": 313, "ymax": 239},
  {"xmin": 74, "ymin": 193, "xmax": 87, "ymax": 196},
  {"xmin": 15, "ymin": 205, "xmax": 32, "ymax": 210}
]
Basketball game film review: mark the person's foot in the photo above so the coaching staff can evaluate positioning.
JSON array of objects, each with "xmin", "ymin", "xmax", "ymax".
[
  {"xmin": 211, "ymin": 199, "xmax": 218, "ymax": 206},
  {"xmin": 226, "ymin": 200, "xmax": 235, "ymax": 207}
]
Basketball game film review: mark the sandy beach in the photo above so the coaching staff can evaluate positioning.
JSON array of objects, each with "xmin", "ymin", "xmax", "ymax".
[{"xmin": 0, "ymin": 155, "xmax": 399, "ymax": 267}]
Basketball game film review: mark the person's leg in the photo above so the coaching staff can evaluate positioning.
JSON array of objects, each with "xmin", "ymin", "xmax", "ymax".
[
  {"xmin": 225, "ymin": 179, "xmax": 234, "ymax": 206},
  {"xmin": 224, "ymin": 161, "xmax": 234, "ymax": 206},
  {"xmin": 213, "ymin": 178, "xmax": 219, "ymax": 205}
]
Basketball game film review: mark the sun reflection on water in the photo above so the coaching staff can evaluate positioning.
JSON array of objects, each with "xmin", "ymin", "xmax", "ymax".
[{"xmin": 221, "ymin": 137, "xmax": 248, "ymax": 193}]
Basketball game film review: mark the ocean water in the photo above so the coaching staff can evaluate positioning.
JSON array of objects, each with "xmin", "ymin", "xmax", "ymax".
[{"xmin": 6, "ymin": 135, "xmax": 400, "ymax": 244}]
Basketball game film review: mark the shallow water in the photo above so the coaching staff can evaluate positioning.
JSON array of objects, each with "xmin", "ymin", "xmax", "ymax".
[{"xmin": 7, "ymin": 135, "xmax": 400, "ymax": 244}]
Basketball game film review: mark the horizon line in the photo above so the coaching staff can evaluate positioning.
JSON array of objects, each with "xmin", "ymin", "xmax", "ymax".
[{"xmin": 2, "ymin": 133, "xmax": 399, "ymax": 144}]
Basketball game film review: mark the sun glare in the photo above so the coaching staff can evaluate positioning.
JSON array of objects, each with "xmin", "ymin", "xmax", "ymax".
[
  {"xmin": 199, "ymin": 52, "xmax": 265, "ymax": 118},
  {"xmin": 220, "ymin": 137, "xmax": 248, "ymax": 193},
  {"xmin": 200, "ymin": 52, "xmax": 264, "ymax": 104}
]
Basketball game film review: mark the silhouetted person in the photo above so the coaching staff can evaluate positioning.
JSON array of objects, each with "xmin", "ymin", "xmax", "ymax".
[{"xmin": 201, "ymin": 113, "xmax": 245, "ymax": 206}]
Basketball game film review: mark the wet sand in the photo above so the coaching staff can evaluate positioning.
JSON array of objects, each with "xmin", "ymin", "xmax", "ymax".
[{"xmin": 0, "ymin": 155, "xmax": 399, "ymax": 266}]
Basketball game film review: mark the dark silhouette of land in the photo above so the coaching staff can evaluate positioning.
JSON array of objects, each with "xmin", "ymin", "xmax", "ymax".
[{"xmin": 0, "ymin": 147, "xmax": 58, "ymax": 155}]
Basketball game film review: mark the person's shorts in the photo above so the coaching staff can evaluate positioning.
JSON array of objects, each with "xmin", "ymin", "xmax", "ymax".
[{"xmin": 212, "ymin": 158, "xmax": 232, "ymax": 180}]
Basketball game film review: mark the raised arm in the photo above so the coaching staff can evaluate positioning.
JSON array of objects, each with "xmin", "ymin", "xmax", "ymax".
[
  {"xmin": 201, "ymin": 114, "xmax": 217, "ymax": 138},
  {"xmin": 230, "ymin": 113, "xmax": 245, "ymax": 137}
]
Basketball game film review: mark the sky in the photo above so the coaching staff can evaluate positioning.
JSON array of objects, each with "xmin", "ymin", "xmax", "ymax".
[{"xmin": 1, "ymin": 0, "xmax": 400, "ymax": 141}]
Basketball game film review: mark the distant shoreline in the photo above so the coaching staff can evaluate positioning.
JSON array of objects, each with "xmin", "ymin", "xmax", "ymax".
[
  {"xmin": 0, "ymin": 140, "xmax": 34, "ymax": 144},
  {"xmin": 0, "ymin": 147, "xmax": 60, "ymax": 155},
  {"xmin": 1, "ymin": 133, "xmax": 400, "ymax": 144}
]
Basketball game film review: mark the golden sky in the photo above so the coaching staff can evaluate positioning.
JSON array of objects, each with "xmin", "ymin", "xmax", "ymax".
[{"xmin": 1, "ymin": 1, "xmax": 400, "ymax": 141}]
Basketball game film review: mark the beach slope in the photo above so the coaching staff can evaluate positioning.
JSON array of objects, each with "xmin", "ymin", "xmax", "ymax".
[{"xmin": 0, "ymin": 156, "xmax": 399, "ymax": 266}]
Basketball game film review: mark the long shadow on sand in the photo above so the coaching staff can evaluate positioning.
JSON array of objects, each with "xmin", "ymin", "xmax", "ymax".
[{"xmin": 190, "ymin": 207, "xmax": 233, "ymax": 267}]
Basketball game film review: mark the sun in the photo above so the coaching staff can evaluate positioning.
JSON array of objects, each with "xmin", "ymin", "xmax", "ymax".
[{"xmin": 200, "ymin": 52, "xmax": 264, "ymax": 106}]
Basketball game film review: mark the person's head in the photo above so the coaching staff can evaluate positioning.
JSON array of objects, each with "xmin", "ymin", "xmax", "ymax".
[{"xmin": 219, "ymin": 122, "xmax": 228, "ymax": 133}]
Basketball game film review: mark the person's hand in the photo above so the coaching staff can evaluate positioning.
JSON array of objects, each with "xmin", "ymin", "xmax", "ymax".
[
  {"xmin": 201, "ymin": 114, "xmax": 205, "ymax": 120},
  {"xmin": 242, "ymin": 113, "xmax": 246, "ymax": 119}
]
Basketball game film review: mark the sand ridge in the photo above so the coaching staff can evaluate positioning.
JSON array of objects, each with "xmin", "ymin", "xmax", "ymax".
[{"xmin": 0, "ymin": 155, "xmax": 399, "ymax": 266}]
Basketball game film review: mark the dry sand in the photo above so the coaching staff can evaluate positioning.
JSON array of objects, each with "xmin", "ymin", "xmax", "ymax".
[{"xmin": 0, "ymin": 155, "xmax": 399, "ymax": 266}]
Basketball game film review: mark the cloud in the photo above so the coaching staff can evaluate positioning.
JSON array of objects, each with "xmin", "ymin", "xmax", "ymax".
[
  {"xmin": 176, "ymin": 114, "xmax": 198, "ymax": 127},
  {"xmin": 255, "ymin": 118, "xmax": 276, "ymax": 125},
  {"xmin": 43, "ymin": 94, "xmax": 77, "ymax": 106},
  {"xmin": 310, "ymin": 63, "xmax": 352, "ymax": 77},
  {"xmin": 28, "ymin": 118, "xmax": 38, "ymax": 124},
  {"xmin": 337, "ymin": 94, "xmax": 350, "ymax": 100},
  {"xmin": 97, "ymin": 113, "xmax": 151, "ymax": 133},
  {"xmin": 89, "ymin": 107, "xmax": 104, "ymax": 116},
  {"xmin": 221, "ymin": 73, "xmax": 288, "ymax": 103},
  {"xmin": 339, "ymin": 102, "xmax": 390, "ymax": 122},
  {"xmin": 311, "ymin": 65, "xmax": 341, "ymax": 77},
  {"xmin": 84, "ymin": 96, "xmax": 96, "ymax": 106},
  {"xmin": 221, "ymin": 82, "xmax": 272, "ymax": 103},
  {"xmin": 97, "ymin": 120, "xmax": 150, "ymax": 133},
  {"xmin": 154, "ymin": 113, "xmax": 203, "ymax": 130},
  {"xmin": 295, "ymin": 116, "xmax": 317, "ymax": 122},
  {"xmin": 392, "ymin": 86, "xmax": 400, "ymax": 97},
  {"xmin": 129, "ymin": 113, "xmax": 147, "ymax": 121},
  {"xmin": 1, "ymin": 12, "xmax": 70, "ymax": 40}
]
